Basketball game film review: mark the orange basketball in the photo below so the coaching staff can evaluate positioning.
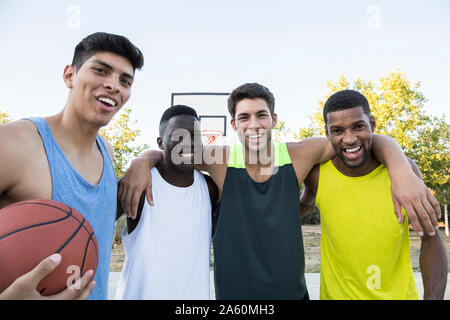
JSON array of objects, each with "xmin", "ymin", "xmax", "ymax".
[{"xmin": 0, "ymin": 199, "xmax": 98, "ymax": 296}]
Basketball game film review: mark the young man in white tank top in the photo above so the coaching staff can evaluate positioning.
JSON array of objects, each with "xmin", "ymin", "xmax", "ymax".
[{"xmin": 115, "ymin": 105, "xmax": 218, "ymax": 300}]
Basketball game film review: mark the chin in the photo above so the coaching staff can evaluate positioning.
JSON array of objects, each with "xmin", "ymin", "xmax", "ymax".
[
  {"xmin": 177, "ymin": 163, "xmax": 195, "ymax": 173},
  {"xmin": 340, "ymin": 154, "xmax": 368, "ymax": 169}
]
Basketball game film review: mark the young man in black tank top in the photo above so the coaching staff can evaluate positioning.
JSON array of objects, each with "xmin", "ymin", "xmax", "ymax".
[{"xmin": 119, "ymin": 83, "xmax": 441, "ymax": 299}]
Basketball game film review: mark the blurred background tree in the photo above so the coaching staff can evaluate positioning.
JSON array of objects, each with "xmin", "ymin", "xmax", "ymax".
[
  {"xmin": 0, "ymin": 109, "xmax": 12, "ymax": 124},
  {"xmin": 99, "ymin": 107, "xmax": 149, "ymax": 179}
]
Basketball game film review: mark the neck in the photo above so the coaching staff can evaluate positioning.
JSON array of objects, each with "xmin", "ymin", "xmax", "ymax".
[
  {"xmin": 156, "ymin": 160, "xmax": 194, "ymax": 188},
  {"xmin": 332, "ymin": 154, "xmax": 380, "ymax": 177},
  {"xmin": 46, "ymin": 107, "xmax": 100, "ymax": 153},
  {"xmin": 244, "ymin": 142, "xmax": 274, "ymax": 167}
]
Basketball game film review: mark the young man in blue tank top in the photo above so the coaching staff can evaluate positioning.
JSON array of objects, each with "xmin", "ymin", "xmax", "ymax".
[
  {"xmin": 120, "ymin": 84, "xmax": 441, "ymax": 299},
  {"xmin": 115, "ymin": 105, "xmax": 218, "ymax": 299},
  {"xmin": 0, "ymin": 32, "xmax": 143, "ymax": 300}
]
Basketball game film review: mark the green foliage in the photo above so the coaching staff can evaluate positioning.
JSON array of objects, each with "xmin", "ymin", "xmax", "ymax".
[
  {"xmin": 100, "ymin": 107, "xmax": 149, "ymax": 179},
  {"xmin": 0, "ymin": 109, "xmax": 13, "ymax": 123},
  {"xmin": 272, "ymin": 120, "xmax": 288, "ymax": 142}
]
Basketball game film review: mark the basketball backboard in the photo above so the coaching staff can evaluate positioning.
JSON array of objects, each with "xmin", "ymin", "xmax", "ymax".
[{"xmin": 171, "ymin": 92, "xmax": 234, "ymax": 145}]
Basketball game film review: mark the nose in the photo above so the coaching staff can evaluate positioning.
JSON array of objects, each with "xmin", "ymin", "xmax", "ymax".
[
  {"xmin": 104, "ymin": 74, "xmax": 120, "ymax": 93},
  {"xmin": 342, "ymin": 129, "xmax": 357, "ymax": 145},
  {"xmin": 248, "ymin": 115, "xmax": 260, "ymax": 130}
]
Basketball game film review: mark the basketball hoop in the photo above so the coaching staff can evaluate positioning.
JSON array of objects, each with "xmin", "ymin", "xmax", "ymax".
[{"xmin": 201, "ymin": 129, "xmax": 224, "ymax": 145}]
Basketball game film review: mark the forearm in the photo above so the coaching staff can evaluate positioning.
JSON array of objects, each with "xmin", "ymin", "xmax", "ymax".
[
  {"xmin": 133, "ymin": 150, "xmax": 163, "ymax": 168},
  {"xmin": 419, "ymin": 234, "xmax": 448, "ymax": 299}
]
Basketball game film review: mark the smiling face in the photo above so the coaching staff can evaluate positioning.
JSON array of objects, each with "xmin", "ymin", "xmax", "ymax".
[
  {"xmin": 158, "ymin": 114, "xmax": 202, "ymax": 172},
  {"xmin": 325, "ymin": 106, "xmax": 377, "ymax": 174},
  {"xmin": 63, "ymin": 51, "xmax": 134, "ymax": 128},
  {"xmin": 231, "ymin": 97, "xmax": 277, "ymax": 154}
]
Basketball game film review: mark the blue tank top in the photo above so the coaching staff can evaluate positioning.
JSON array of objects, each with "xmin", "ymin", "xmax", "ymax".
[{"xmin": 28, "ymin": 117, "xmax": 117, "ymax": 300}]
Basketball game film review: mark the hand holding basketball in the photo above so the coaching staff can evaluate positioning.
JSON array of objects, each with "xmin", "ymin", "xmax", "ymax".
[
  {"xmin": 0, "ymin": 253, "xmax": 95, "ymax": 300},
  {"xmin": 0, "ymin": 199, "xmax": 99, "ymax": 298}
]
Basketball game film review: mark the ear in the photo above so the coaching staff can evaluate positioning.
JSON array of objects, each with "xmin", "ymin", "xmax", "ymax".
[
  {"xmin": 157, "ymin": 137, "xmax": 164, "ymax": 150},
  {"xmin": 271, "ymin": 113, "xmax": 278, "ymax": 128},
  {"xmin": 324, "ymin": 124, "xmax": 330, "ymax": 139},
  {"xmin": 230, "ymin": 117, "xmax": 236, "ymax": 131},
  {"xmin": 63, "ymin": 65, "xmax": 75, "ymax": 89},
  {"xmin": 370, "ymin": 115, "xmax": 376, "ymax": 132}
]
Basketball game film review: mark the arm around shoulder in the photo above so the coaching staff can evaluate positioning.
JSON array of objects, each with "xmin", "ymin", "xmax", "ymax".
[
  {"xmin": 371, "ymin": 134, "xmax": 441, "ymax": 236},
  {"xmin": 118, "ymin": 150, "xmax": 163, "ymax": 220}
]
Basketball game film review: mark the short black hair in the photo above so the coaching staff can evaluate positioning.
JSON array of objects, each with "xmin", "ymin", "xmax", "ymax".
[
  {"xmin": 323, "ymin": 89, "xmax": 371, "ymax": 124},
  {"xmin": 159, "ymin": 105, "xmax": 199, "ymax": 136},
  {"xmin": 71, "ymin": 32, "xmax": 144, "ymax": 72},
  {"xmin": 227, "ymin": 83, "xmax": 275, "ymax": 118}
]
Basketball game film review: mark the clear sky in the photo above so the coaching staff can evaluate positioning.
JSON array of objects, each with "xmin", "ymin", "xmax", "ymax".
[{"xmin": 0, "ymin": 0, "xmax": 449, "ymax": 148}]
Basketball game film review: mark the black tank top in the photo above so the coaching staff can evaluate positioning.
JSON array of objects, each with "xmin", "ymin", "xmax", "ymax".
[{"xmin": 213, "ymin": 143, "xmax": 308, "ymax": 300}]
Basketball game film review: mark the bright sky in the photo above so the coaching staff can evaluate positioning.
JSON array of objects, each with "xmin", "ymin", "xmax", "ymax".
[{"xmin": 0, "ymin": 0, "xmax": 449, "ymax": 148}]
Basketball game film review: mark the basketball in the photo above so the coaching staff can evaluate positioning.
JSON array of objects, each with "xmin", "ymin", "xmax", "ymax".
[{"xmin": 0, "ymin": 199, "xmax": 98, "ymax": 296}]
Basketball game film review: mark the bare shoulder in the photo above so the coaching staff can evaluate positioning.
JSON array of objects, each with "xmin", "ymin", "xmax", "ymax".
[
  {"xmin": 286, "ymin": 137, "xmax": 331, "ymax": 160},
  {"xmin": 286, "ymin": 138, "xmax": 334, "ymax": 186},
  {"xmin": 0, "ymin": 120, "xmax": 43, "ymax": 159},
  {"xmin": 0, "ymin": 120, "xmax": 50, "ymax": 204}
]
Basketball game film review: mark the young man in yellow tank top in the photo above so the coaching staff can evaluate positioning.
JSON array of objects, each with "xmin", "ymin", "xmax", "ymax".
[{"xmin": 300, "ymin": 90, "xmax": 447, "ymax": 300}]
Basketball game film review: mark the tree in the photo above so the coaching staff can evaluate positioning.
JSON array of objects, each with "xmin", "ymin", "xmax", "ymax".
[
  {"xmin": 295, "ymin": 70, "xmax": 449, "ymax": 227},
  {"xmin": 0, "ymin": 109, "xmax": 13, "ymax": 124},
  {"xmin": 99, "ymin": 107, "xmax": 149, "ymax": 179},
  {"xmin": 272, "ymin": 120, "xmax": 289, "ymax": 142}
]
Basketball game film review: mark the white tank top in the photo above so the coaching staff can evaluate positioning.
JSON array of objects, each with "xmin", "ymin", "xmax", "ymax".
[{"xmin": 115, "ymin": 168, "xmax": 212, "ymax": 300}]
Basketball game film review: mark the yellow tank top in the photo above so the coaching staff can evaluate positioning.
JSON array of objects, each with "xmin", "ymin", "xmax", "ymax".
[{"xmin": 316, "ymin": 160, "xmax": 418, "ymax": 300}]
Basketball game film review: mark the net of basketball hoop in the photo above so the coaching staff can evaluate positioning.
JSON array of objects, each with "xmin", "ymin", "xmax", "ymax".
[{"xmin": 201, "ymin": 129, "xmax": 224, "ymax": 145}]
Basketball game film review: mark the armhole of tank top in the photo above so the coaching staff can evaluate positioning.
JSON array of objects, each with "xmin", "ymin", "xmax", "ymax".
[
  {"xmin": 25, "ymin": 117, "xmax": 55, "ymax": 200},
  {"xmin": 228, "ymin": 144, "xmax": 246, "ymax": 169},
  {"xmin": 97, "ymin": 135, "xmax": 114, "ymax": 168},
  {"xmin": 315, "ymin": 162, "xmax": 325, "ymax": 207},
  {"xmin": 125, "ymin": 191, "xmax": 147, "ymax": 239},
  {"xmin": 274, "ymin": 142, "xmax": 292, "ymax": 167}
]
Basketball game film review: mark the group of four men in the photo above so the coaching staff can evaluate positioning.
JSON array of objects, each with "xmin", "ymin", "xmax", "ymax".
[{"xmin": 0, "ymin": 32, "xmax": 446, "ymax": 300}]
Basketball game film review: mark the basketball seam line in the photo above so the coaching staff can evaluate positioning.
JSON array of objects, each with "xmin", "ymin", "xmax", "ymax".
[
  {"xmin": 0, "ymin": 202, "xmax": 74, "ymax": 241},
  {"xmin": 0, "ymin": 201, "xmax": 71, "ymax": 214},
  {"xmin": 0, "ymin": 215, "xmax": 71, "ymax": 241},
  {"xmin": 55, "ymin": 218, "xmax": 86, "ymax": 253},
  {"xmin": 1, "ymin": 202, "xmax": 94, "ymax": 237},
  {"xmin": 80, "ymin": 233, "xmax": 96, "ymax": 275}
]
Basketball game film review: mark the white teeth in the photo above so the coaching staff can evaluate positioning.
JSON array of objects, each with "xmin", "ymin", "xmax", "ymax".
[
  {"xmin": 248, "ymin": 134, "xmax": 262, "ymax": 139},
  {"xmin": 97, "ymin": 97, "xmax": 116, "ymax": 106},
  {"xmin": 345, "ymin": 146, "xmax": 361, "ymax": 153}
]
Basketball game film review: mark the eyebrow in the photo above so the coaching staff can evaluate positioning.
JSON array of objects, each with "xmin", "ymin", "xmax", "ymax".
[
  {"xmin": 237, "ymin": 109, "xmax": 270, "ymax": 117},
  {"xmin": 329, "ymin": 120, "xmax": 366, "ymax": 129},
  {"xmin": 92, "ymin": 60, "xmax": 134, "ymax": 80}
]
